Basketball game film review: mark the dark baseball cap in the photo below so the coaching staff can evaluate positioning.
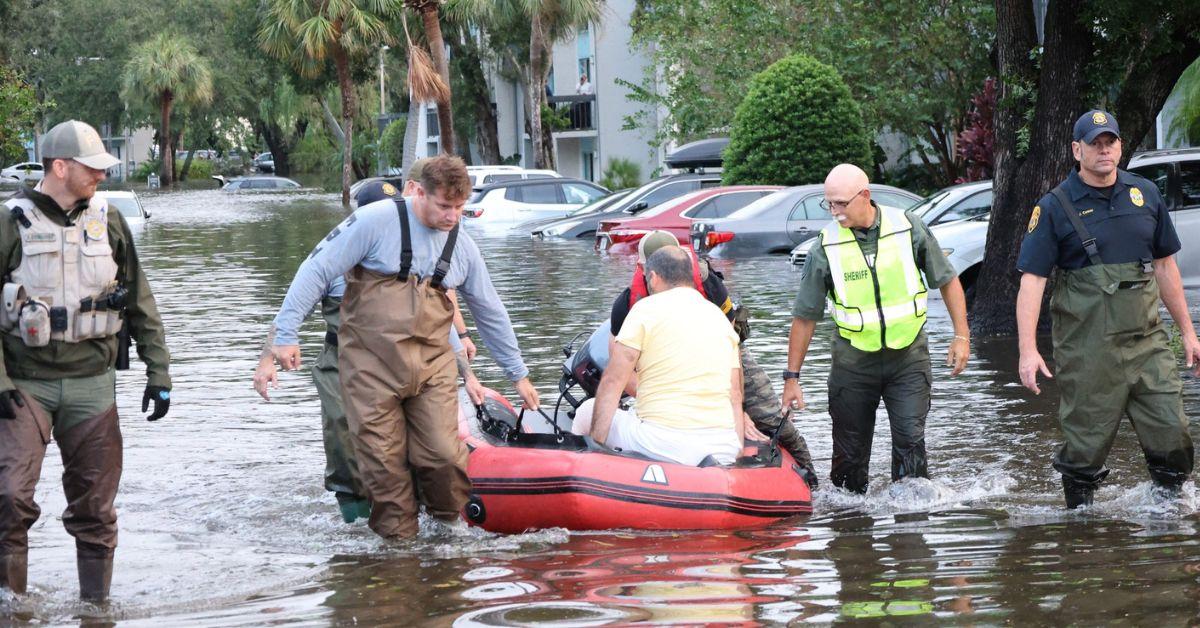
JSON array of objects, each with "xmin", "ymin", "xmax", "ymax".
[
  {"xmin": 1073, "ymin": 109, "xmax": 1121, "ymax": 143},
  {"xmin": 354, "ymin": 179, "xmax": 400, "ymax": 208}
]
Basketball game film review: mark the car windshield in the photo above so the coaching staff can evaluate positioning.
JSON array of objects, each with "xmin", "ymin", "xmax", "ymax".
[
  {"xmin": 908, "ymin": 190, "xmax": 954, "ymax": 223},
  {"xmin": 104, "ymin": 197, "xmax": 141, "ymax": 219},
  {"xmin": 635, "ymin": 189, "xmax": 709, "ymax": 218},
  {"xmin": 568, "ymin": 190, "xmax": 630, "ymax": 216}
]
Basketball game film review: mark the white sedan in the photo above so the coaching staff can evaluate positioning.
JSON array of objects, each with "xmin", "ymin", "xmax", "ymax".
[
  {"xmin": 96, "ymin": 190, "xmax": 149, "ymax": 228},
  {"xmin": 1, "ymin": 162, "xmax": 44, "ymax": 183}
]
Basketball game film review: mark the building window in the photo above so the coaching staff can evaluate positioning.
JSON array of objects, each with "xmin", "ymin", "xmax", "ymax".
[{"xmin": 425, "ymin": 105, "xmax": 439, "ymax": 137}]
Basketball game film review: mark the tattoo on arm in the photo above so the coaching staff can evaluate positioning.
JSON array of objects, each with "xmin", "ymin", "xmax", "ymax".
[
  {"xmin": 456, "ymin": 350, "xmax": 473, "ymax": 380},
  {"xmin": 259, "ymin": 324, "xmax": 277, "ymax": 359}
]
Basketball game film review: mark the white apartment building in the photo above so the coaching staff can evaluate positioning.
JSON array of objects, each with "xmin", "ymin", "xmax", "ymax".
[{"xmin": 413, "ymin": 0, "xmax": 665, "ymax": 183}]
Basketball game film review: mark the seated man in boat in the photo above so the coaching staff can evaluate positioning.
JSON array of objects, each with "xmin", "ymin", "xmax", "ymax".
[
  {"xmin": 571, "ymin": 246, "xmax": 744, "ymax": 466},
  {"xmin": 603, "ymin": 231, "xmax": 818, "ymax": 484}
]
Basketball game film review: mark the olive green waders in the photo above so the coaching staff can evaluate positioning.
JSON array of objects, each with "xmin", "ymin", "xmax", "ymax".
[
  {"xmin": 0, "ymin": 371, "xmax": 122, "ymax": 601},
  {"xmin": 314, "ymin": 296, "xmax": 370, "ymax": 523},
  {"xmin": 1050, "ymin": 262, "xmax": 1193, "ymax": 504}
]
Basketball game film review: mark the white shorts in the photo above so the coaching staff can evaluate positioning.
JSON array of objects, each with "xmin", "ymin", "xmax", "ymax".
[{"xmin": 572, "ymin": 399, "xmax": 741, "ymax": 467}]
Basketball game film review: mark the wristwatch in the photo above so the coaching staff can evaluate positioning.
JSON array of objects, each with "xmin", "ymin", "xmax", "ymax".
[
  {"xmin": 782, "ymin": 370, "xmax": 800, "ymax": 381},
  {"xmin": 457, "ymin": 330, "xmax": 470, "ymax": 339}
]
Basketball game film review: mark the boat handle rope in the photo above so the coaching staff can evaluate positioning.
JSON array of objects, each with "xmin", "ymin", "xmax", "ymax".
[{"xmin": 768, "ymin": 409, "xmax": 789, "ymax": 462}]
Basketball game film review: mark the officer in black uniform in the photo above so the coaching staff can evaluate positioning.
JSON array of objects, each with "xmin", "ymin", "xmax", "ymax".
[{"xmin": 1017, "ymin": 109, "xmax": 1199, "ymax": 508}]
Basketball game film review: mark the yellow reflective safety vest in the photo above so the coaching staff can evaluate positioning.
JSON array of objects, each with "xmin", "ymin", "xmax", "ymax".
[{"xmin": 821, "ymin": 207, "xmax": 927, "ymax": 352}]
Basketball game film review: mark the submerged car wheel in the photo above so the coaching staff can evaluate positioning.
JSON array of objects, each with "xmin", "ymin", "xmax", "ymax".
[{"xmin": 466, "ymin": 494, "xmax": 487, "ymax": 524}]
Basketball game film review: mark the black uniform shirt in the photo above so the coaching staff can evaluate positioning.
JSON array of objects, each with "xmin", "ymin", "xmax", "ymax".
[{"xmin": 1017, "ymin": 169, "xmax": 1180, "ymax": 276}]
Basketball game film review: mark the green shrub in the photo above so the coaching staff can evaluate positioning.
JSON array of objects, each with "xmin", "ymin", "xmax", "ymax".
[
  {"xmin": 599, "ymin": 157, "xmax": 641, "ymax": 190},
  {"xmin": 381, "ymin": 117, "xmax": 407, "ymax": 167},
  {"xmin": 722, "ymin": 54, "xmax": 872, "ymax": 186},
  {"xmin": 182, "ymin": 158, "xmax": 213, "ymax": 180},
  {"xmin": 133, "ymin": 159, "xmax": 161, "ymax": 181},
  {"xmin": 291, "ymin": 131, "xmax": 335, "ymax": 173}
]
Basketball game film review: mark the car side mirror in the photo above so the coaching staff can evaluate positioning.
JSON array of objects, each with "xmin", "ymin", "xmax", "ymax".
[
  {"xmin": 144, "ymin": 212, "xmax": 151, "ymax": 220},
  {"xmin": 628, "ymin": 201, "xmax": 649, "ymax": 214}
]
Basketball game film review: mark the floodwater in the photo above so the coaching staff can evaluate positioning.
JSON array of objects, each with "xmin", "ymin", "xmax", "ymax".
[{"xmin": 5, "ymin": 188, "xmax": 1200, "ymax": 625}]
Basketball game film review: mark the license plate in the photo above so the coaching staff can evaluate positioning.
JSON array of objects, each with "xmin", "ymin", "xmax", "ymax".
[
  {"xmin": 597, "ymin": 236, "xmax": 610, "ymax": 251},
  {"xmin": 692, "ymin": 238, "xmax": 701, "ymax": 252}
]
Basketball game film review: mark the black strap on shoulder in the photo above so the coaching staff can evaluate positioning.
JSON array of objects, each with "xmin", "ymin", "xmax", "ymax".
[
  {"xmin": 396, "ymin": 198, "xmax": 413, "ymax": 281},
  {"xmin": 1050, "ymin": 185, "xmax": 1103, "ymax": 266},
  {"xmin": 431, "ymin": 223, "xmax": 459, "ymax": 288}
]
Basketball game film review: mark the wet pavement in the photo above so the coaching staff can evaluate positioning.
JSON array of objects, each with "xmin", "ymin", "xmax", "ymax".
[{"xmin": 4, "ymin": 188, "xmax": 1200, "ymax": 625}]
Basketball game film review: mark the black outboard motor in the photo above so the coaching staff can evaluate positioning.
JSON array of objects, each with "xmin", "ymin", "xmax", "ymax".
[{"xmin": 557, "ymin": 319, "xmax": 611, "ymax": 411}]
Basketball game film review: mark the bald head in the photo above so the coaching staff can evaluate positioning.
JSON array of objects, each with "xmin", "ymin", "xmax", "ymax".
[
  {"xmin": 825, "ymin": 163, "xmax": 870, "ymax": 198},
  {"xmin": 823, "ymin": 163, "xmax": 875, "ymax": 229}
]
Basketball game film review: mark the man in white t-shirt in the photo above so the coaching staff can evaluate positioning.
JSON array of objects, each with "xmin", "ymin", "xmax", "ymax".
[{"xmin": 572, "ymin": 246, "xmax": 744, "ymax": 465}]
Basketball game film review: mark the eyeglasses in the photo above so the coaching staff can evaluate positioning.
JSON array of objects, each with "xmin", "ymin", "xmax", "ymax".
[{"xmin": 819, "ymin": 188, "xmax": 867, "ymax": 212}]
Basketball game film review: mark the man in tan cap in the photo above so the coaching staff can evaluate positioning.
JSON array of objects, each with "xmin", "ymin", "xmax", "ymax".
[
  {"xmin": 593, "ymin": 231, "xmax": 818, "ymax": 483},
  {"xmin": 0, "ymin": 120, "xmax": 172, "ymax": 601}
]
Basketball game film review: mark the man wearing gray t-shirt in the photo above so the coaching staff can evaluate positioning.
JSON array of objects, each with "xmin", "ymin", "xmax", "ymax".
[{"xmin": 268, "ymin": 156, "xmax": 540, "ymax": 540}]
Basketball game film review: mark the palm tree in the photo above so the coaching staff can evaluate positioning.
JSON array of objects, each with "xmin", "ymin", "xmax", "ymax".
[
  {"xmin": 450, "ymin": 0, "xmax": 603, "ymax": 170},
  {"xmin": 260, "ymin": 0, "xmax": 404, "ymax": 206},
  {"xmin": 404, "ymin": 0, "xmax": 456, "ymax": 155},
  {"xmin": 121, "ymin": 33, "xmax": 214, "ymax": 186}
]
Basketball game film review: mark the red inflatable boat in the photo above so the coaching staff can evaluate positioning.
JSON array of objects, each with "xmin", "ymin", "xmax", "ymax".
[{"xmin": 458, "ymin": 390, "xmax": 813, "ymax": 534}]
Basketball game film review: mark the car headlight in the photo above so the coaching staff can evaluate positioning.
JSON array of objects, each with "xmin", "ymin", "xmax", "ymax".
[
  {"xmin": 542, "ymin": 226, "xmax": 563, "ymax": 236},
  {"xmin": 941, "ymin": 248, "xmax": 955, "ymax": 257}
]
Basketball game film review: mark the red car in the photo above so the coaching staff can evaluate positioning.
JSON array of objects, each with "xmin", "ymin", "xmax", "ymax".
[{"xmin": 595, "ymin": 186, "xmax": 782, "ymax": 254}]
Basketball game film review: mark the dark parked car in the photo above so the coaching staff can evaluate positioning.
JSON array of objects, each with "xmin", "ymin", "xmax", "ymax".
[
  {"xmin": 517, "ymin": 189, "xmax": 632, "ymax": 234},
  {"xmin": 531, "ymin": 137, "xmax": 730, "ymax": 239},
  {"xmin": 691, "ymin": 184, "xmax": 921, "ymax": 257},
  {"xmin": 532, "ymin": 172, "xmax": 724, "ymax": 238}
]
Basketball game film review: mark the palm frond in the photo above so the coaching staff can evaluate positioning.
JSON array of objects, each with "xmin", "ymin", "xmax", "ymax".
[{"xmin": 407, "ymin": 43, "xmax": 450, "ymax": 103}]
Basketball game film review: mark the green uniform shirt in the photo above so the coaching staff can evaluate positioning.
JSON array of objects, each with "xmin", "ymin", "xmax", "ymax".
[
  {"xmin": 792, "ymin": 205, "xmax": 957, "ymax": 321},
  {"xmin": 0, "ymin": 188, "xmax": 170, "ymax": 390}
]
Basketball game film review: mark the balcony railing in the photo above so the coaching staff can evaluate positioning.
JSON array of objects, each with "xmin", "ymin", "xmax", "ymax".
[{"xmin": 547, "ymin": 94, "xmax": 595, "ymax": 132}]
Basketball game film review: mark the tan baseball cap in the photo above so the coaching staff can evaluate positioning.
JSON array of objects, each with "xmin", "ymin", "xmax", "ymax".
[
  {"xmin": 407, "ymin": 157, "xmax": 432, "ymax": 184},
  {"xmin": 41, "ymin": 120, "xmax": 120, "ymax": 170},
  {"xmin": 638, "ymin": 230, "xmax": 680, "ymax": 263}
]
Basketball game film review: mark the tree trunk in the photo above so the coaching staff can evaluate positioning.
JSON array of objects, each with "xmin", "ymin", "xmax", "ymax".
[
  {"xmin": 420, "ymin": 6, "xmax": 455, "ymax": 155},
  {"xmin": 159, "ymin": 90, "xmax": 174, "ymax": 186},
  {"xmin": 402, "ymin": 97, "xmax": 421, "ymax": 176},
  {"xmin": 450, "ymin": 26, "xmax": 501, "ymax": 164},
  {"xmin": 179, "ymin": 136, "xmax": 196, "ymax": 182},
  {"xmin": 971, "ymin": 0, "xmax": 1090, "ymax": 337},
  {"xmin": 318, "ymin": 95, "xmax": 346, "ymax": 146},
  {"xmin": 332, "ymin": 44, "xmax": 355, "ymax": 207},
  {"xmin": 528, "ymin": 14, "xmax": 555, "ymax": 170}
]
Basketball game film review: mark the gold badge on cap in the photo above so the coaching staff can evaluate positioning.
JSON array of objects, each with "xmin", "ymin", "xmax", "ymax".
[
  {"xmin": 85, "ymin": 219, "xmax": 106, "ymax": 240},
  {"xmin": 1092, "ymin": 112, "xmax": 1108, "ymax": 125},
  {"xmin": 1130, "ymin": 187, "xmax": 1144, "ymax": 207},
  {"xmin": 1027, "ymin": 205, "xmax": 1041, "ymax": 233},
  {"xmin": 381, "ymin": 182, "xmax": 397, "ymax": 196}
]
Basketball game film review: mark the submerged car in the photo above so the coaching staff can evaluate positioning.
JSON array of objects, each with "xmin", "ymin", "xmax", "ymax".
[
  {"xmin": 692, "ymin": 184, "xmax": 920, "ymax": 257},
  {"xmin": 519, "ymin": 189, "xmax": 632, "ymax": 235},
  {"xmin": 221, "ymin": 176, "xmax": 302, "ymax": 191},
  {"xmin": 597, "ymin": 186, "xmax": 781, "ymax": 254},
  {"xmin": 463, "ymin": 178, "xmax": 608, "ymax": 223},
  {"xmin": 532, "ymin": 172, "xmax": 724, "ymax": 239},
  {"xmin": 96, "ymin": 190, "xmax": 149, "ymax": 227}
]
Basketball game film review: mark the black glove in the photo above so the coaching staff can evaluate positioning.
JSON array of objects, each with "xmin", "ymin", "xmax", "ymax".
[
  {"xmin": 142, "ymin": 386, "xmax": 170, "ymax": 421},
  {"xmin": 0, "ymin": 389, "xmax": 24, "ymax": 420}
]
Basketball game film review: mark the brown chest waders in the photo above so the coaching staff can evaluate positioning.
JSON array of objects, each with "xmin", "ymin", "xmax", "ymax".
[
  {"xmin": 1047, "ymin": 186, "xmax": 1193, "ymax": 506},
  {"xmin": 337, "ymin": 200, "xmax": 470, "ymax": 539}
]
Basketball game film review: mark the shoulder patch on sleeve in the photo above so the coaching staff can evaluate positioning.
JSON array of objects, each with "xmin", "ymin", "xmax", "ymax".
[{"xmin": 1027, "ymin": 205, "xmax": 1041, "ymax": 233}]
